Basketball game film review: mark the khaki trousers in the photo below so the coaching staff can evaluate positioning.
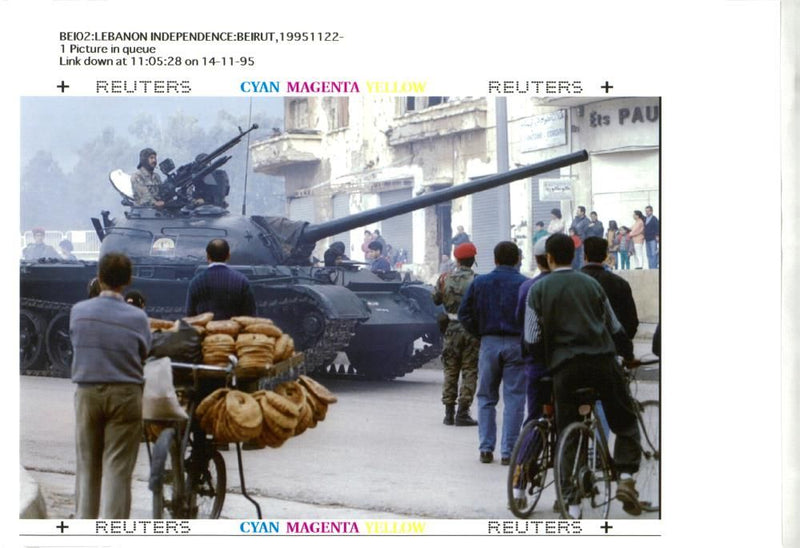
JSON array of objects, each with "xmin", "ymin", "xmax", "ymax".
[{"xmin": 74, "ymin": 384, "xmax": 142, "ymax": 519}]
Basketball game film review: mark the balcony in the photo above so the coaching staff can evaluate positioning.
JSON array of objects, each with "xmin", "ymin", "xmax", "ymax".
[
  {"xmin": 387, "ymin": 98, "xmax": 487, "ymax": 146},
  {"xmin": 250, "ymin": 130, "xmax": 323, "ymax": 175}
]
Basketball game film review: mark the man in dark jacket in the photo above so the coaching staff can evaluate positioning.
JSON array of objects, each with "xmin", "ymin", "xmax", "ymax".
[
  {"xmin": 644, "ymin": 205, "xmax": 659, "ymax": 269},
  {"xmin": 185, "ymin": 238, "xmax": 256, "ymax": 320},
  {"xmin": 585, "ymin": 211, "xmax": 605, "ymax": 239},
  {"xmin": 581, "ymin": 237, "xmax": 639, "ymax": 339},
  {"xmin": 570, "ymin": 206, "xmax": 590, "ymax": 269},
  {"xmin": 458, "ymin": 241, "xmax": 527, "ymax": 465},
  {"xmin": 525, "ymin": 233, "xmax": 640, "ymax": 517}
]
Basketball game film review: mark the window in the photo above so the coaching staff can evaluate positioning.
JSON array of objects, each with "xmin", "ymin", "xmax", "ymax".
[
  {"xmin": 324, "ymin": 97, "xmax": 350, "ymax": 130},
  {"xmin": 401, "ymin": 96, "xmax": 449, "ymax": 113},
  {"xmin": 287, "ymin": 98, "xmax": 310, "ymax": 130}
]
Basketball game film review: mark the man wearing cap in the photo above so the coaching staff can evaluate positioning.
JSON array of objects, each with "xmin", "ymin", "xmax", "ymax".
[
  {"xmin": 130, "ymin": 147, "xmax": 165, "ymax": 207},
  {"xmin": 22, "ymin": 227, "xmax": 60, "ymax": 261},
  {"xmin": 432, "ymin": 242, "xmax": 480, "ymax": 427},
  {"xmin": 515, "ymin": 235, "xmax": 552, "ymax": 422},
  {"xmin": 458, "ymin": 241, "xmax": 528, "ymax": 465}
]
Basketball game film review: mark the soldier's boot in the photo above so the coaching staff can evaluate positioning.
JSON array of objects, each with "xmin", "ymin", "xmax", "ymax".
[
  {"xmin": 443, "ymin": 404, "xmax": 455, "ymax": 425},
  {"xmin": 455, "ymin": 404, "xmax": 478, "ymax": 426}
]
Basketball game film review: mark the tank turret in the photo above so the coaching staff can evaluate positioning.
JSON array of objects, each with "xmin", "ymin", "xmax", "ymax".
[{"xmin": 21, "ymin": 129, "xmax": 589, "ymax": 380}]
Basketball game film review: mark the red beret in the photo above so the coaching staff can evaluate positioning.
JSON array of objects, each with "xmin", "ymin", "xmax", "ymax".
[
  {"xmin": 32, "ymin": 227, "xmax": 45, "ymax": 236},
  {"xmin": 453, "ymin": 242, "xmax": 477, "ymax": 260}
]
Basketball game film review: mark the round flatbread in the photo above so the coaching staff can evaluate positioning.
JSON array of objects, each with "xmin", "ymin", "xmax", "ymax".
[
  {"xmin": 149, "ymin": 318, "xmax": 175, "ymax": 330},
  {"xmin": 206, "ymin": 320, "xmax": 241, "ymax": 337},
  {"xmin": 203, "ymin": 333, "xmax": 235, "ymax": 345},
  {"xmin": 298, "ymin": 375, "xmax": 338, "ymax": 404},
  {"xmin": 254, "ymin": 392, "xmax": 298, "ymax": 431},
  {"xmin": 244, "ymin": 323, "xmax": 283, "ymax": 338},
  {"xmin": 225, "ymin": 391, "xmax": 263, "ymax": 439},
  {"xmin": 232, "ymin": 316, "xmax": 274, "ymax": 327},
  {"xmin": 195, "ymin": 388, "xmax": 229, "ymax": 417},
  {"xmin": 182, "ymin": 312, "xmax": 214, "ymax": 326}
]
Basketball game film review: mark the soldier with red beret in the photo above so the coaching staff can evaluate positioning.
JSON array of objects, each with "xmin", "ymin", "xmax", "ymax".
[{"xmin": 432, "ymin": 242, "xmax": 480, "ymax": 426}]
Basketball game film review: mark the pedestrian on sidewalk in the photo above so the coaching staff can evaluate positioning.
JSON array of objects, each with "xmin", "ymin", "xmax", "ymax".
[
  {"xmin": 458, "ymin": 241, "xmax": 527, "ymax": 465},
  {"xmin": 70, "ymin": 252, "xmax": 151, "ymax": 518}
]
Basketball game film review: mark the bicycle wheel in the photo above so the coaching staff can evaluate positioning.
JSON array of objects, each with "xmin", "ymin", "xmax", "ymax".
[
  {"xmin": 188, "ymin": 450, "xmax": 226, "ymax": 519},
  {"xmin": 554, "ymin": 422, "xmax": 611, "ymax": 520},
  {"xmin": 636, "ymin": 400, "xmax": 660, "ymax": 513},
  {"xmin": 507, "ymin": 420, "xmax": 550, "ymax": 518},
  {"xmin": 150, "ymin": 427, "xmax": 185, "ymax": 518}
]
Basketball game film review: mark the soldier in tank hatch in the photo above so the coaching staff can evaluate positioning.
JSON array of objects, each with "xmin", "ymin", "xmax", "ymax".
[
  {"xmin": 433, "ymin": 242, "xmax": 480, "ymax": 427},
  {"xmin": 130, "ymin": 147, "xmax": 165, "ymax": 208}
]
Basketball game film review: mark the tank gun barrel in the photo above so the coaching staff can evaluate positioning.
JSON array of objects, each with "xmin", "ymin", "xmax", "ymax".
[{"xmin": 300, "ymin": 149, "xmax": 588, "ymax": 244}]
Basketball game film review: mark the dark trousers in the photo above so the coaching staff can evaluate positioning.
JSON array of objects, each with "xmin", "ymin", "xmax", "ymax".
[{"xmin": 552, "ymin": 355, "xmax": 640, "ymax": 473}]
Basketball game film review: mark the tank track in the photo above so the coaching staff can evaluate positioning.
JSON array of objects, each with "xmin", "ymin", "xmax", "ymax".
[
  {"xmin": 320, "ymin": 334, "xmax": 442, "ymax": 381},
  {"xmin": 257, "ymin": 294, "xmax": 357, "ymax": 376},
  {"xmin": 19, "ymin": 295, "xmax": 357, "ymax": 379},
  {"xmin": 20, "ymin": 298, "xmax": 73, "ymax": 377}
]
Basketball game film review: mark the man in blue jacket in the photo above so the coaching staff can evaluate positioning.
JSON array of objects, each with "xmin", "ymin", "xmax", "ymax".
[
  {"xmin": 458, "ymin": 241, "xmax": 527, "ymax": 465},
  {"xmin": 186, "ymin": 238, "xmax": 257, "ymax": 320}
]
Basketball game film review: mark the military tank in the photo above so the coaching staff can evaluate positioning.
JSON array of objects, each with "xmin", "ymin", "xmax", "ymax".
[{"xmin": 20, "ymin": 124, "xmax": 588, "ymax": 380}]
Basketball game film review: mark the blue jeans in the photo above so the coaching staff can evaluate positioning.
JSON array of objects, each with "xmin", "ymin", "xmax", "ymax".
[
  {"xmin": 646, "ymin": 239, "xmax": 659, "ymax": 269},
  {"xmin": 477, "ymin": 335, "xmax": 526, "ymax": 457}
]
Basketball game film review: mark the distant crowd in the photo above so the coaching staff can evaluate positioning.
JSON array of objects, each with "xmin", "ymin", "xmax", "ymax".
[{"xmin": 535, "ymin": 205, "xmax": 659, "ymax": 270}]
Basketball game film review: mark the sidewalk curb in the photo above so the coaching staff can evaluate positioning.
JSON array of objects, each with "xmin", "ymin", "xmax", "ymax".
[{"xmin": 20, "ymin": 466, "xmax": 47, "ymax": 519}]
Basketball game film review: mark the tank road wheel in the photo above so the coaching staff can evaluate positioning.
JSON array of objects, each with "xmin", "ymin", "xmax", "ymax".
[
  {"xmin": 20, "ymin": 310, "xmax": 46, "ymax": 373},
  {"xmin": 45, "ymin": 312, "xmax": 73, "ymax": 378}
]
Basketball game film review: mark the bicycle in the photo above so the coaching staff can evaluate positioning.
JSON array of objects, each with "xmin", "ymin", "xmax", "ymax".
[
  {"xmin": 146, "ymin": 362, "xmax": 230, "ymax": 519},
  {"xmin": 507, "ymin": 378, "xmax": 556, "ymax": 518},
  {"xmin": 553, "ymin": 358, "xmax": 659, "ymax": 519}
]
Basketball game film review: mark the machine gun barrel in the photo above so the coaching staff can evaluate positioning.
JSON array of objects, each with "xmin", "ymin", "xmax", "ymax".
[
  {"xmin": 165, "ymin": 124, "xmax": 259, "ymax": 192},
  {"xmin": 201, "ymin": 123, "xmax": 259, "ymax": 166},
  {"xmin": 299, "ymin": 149, "xmax": 589, "ymax": 244}
]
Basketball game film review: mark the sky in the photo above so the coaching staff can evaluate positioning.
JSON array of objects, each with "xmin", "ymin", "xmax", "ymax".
[{"xmin": 20, "ymin": 97, "xmax": 283, "ymax": 171}]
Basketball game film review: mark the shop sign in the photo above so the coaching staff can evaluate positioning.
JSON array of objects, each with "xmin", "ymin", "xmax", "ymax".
[
  {"xmin": 521, "ymin": 110, "xmax": 567, "ymax": 152},
  {"xmin": 539, "ymin": 178, "xmax": 573, "ymax": 201}
]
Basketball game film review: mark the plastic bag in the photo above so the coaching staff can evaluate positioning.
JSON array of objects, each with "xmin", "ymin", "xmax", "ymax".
[
  {"xmin": 150, "ymin": 319, "xmax": 202, "ymax": 363},
  {"xmin": 142, "ymin": 357, "xmax": 188, "ymax": 421}
]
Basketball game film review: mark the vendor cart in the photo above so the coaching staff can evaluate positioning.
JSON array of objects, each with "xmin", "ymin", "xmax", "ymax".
[{"xmin": 144, "ymin": 352, "xmax": 305, "ymax": 519}]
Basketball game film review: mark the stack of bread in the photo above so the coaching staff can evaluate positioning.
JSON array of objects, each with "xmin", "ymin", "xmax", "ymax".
[
  {"xmin": 146, "ymin": 313, "xmax": 297, "ymax": 376},
  {"xmin": 194, "ymin": 388, "xmax": 264, "ymax": 443},
  {"xmin": 193, "ymin": 376, "xmax": 338, "ymax": 449}
]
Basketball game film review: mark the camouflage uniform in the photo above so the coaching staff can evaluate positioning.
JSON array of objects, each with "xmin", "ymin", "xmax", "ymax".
[
  {"xmin": 433, "ymin": 265, "xmax": 479, "ymax": 407},
  {"xmin": 130, "ymin": 167, "xmax": 163, "ymax": 206}
]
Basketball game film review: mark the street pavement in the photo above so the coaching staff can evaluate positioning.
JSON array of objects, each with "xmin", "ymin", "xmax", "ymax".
[{"xmin": 20, "ymin": 340, "xmax": 658, "ymax": 521}]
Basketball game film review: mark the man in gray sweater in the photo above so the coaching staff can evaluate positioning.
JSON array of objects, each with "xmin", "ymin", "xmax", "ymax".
[{"xmin": 70, "ymin": 252, "xmax": 151, "ymax": 518}]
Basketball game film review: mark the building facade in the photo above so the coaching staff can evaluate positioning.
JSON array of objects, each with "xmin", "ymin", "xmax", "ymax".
[{"xmin": 250, "ymin": 96, "xmax": 660, "ymax": 278}]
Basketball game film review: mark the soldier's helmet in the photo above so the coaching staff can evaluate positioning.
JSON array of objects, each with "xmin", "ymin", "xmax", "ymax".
[
  {"xmin": 453, "ymin": 242, "xmax": 477, "ymax": 260},
  {"xmin": 138, "ymin": 148, "xmax": 157, "ymax": 169}
]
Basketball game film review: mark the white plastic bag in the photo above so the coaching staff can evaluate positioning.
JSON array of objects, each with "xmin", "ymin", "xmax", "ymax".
[{"xmin": 142, "ymin": 357, "xmax": 188, "ymax": 420}]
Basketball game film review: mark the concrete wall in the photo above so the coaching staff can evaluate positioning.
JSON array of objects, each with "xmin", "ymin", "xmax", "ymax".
[{"xmin": 615, "ymin": 268, "xmax": 660, "ymax": 325}]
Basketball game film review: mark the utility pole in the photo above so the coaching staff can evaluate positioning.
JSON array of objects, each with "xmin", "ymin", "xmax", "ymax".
[{"xmin": 495, "ymin": 97, "xmax": 511, "ymax": 238}]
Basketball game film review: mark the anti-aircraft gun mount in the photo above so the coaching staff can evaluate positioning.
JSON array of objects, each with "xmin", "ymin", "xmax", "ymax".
[
  {"xmin": 107, "ymin": 123, "xmax": 259, "ymax": 213},
  {"xmin": 20, "ymin": 134, "xmax": 588, "ymax": 380}
]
